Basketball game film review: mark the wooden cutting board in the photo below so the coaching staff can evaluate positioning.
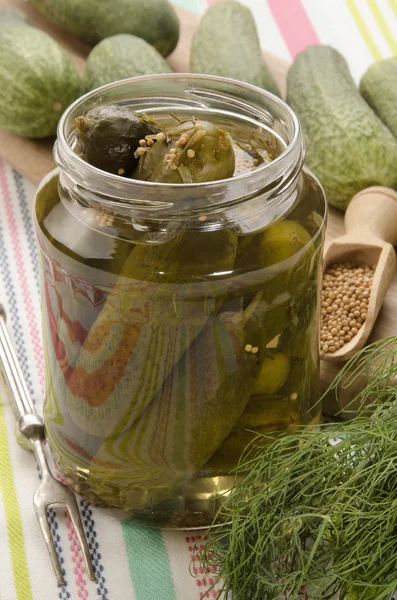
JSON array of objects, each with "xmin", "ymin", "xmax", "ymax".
[{"xmin": 1, "ymin": 0, "xmax": 396, "ymax": 412}]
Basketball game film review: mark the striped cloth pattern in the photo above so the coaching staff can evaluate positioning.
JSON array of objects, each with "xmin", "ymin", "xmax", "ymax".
[{"xmin": 1, "ymin": 1, "xmax": 397, "ymax": 598}]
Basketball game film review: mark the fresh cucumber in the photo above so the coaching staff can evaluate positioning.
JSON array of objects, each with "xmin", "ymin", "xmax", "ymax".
[
  {"xmin": 287, "ymin": 45, "xmax": 397, "ymax": 210},
  {"xmin": 30, "ymin": 0, "xmax": 180, "ymax": 57},
  {"xmin": 360, "ymin": 57, "xmax": 397, "ymax": 139},
  {"xmin": 0, "ymin": 7, "xmax": 30, "ymax": 26},
  {"xmin": 84, "ymin": 34, "xmax": 171, "ymax": 91},
  {"xmin": 190, "ymin": 0, "xmax": 280, "ymax": 97},
  {"xmin": 0, "ymin": 24, "xmax": 83, "ymax": 138}
]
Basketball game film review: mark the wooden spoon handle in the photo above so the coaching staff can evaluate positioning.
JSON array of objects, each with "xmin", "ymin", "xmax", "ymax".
[{"xmin": 344, "ymin": 186, "xmax": 397, "ymax": 246}]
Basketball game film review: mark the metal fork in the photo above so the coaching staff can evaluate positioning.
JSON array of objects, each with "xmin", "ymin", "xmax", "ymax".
[{"xmin": 0, "ymin": 304, "xmax": 95, "ymax": 586}]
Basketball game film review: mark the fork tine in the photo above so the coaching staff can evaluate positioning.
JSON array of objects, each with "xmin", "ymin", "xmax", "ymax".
[
  {"xmin": 33, "ymin": 501, "xmax": 65, "ymax": 586},
  {"xmin": 66, "ymin": 496, "xmax": 96, "ymax": 581}
]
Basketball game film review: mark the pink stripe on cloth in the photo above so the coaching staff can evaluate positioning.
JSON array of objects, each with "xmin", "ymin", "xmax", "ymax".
[
  {"xmin": 66, "ymin": 510, "xmax": 90, "ymax": 599},
  {"xmin": 0, "ymin": 161, "xmax": 45, "ymax": 390},
  {"xmin": 268, "ymin": 0, "xmax": 320, "ymax": 57},
  {"xmin": 184, "ymin": 534, "xmax": 221, "ymax": 599}
]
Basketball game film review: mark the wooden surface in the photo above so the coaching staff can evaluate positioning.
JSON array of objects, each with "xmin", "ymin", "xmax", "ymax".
[{"xmin": 0, "ymin": 0, "xmax": 396, "ymax": 412}]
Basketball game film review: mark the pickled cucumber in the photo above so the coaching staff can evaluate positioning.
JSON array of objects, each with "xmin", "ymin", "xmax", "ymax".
[
  {"xmin": 237, "ymin": 220, "xmax": 312, "ymax": 270},
  {"xmin": 133, "ymin": 118, "xmax": 235, "ymax": 183},
  {"xmin": 125, "ymin": 228, "xmax": 238, "ymax": 283},
  {"xmin": 89, "ymin": 305, "xmax": 260, "ymax": 501},
  {"xmin": 74, "ymin": 105, "xmax": 160, "ymax": 175},
  {"xmin": 253, "ymin": 351, "xmax": 290, "ymax": 395},
  {"xmin": 63, "ymin": 227, "xmax": 238, "ymax": 438},
  {"xmin": 206, "ymin": 393, "xmax": 301, "ymax": 474},
  {"xmin": 35, "ymin": 173, "xmax": 133, "ymax": 276},
  {"xmin": 237, "ymin": 220, "xmax": 315, "ymax": 308},
  {"xmin": 34, "ymin": 171, "xmax": 61, "ymax": 226}
]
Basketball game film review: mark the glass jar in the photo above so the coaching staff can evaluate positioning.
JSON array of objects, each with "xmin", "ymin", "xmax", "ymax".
[{"xmin": 34, "ymin": 74, "xmax": 326, "ymax": 528}]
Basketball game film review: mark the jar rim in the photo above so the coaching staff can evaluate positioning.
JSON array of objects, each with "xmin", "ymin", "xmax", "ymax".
[{"xmin": 55, "ymin": 73, "xmax": 304, "ymax": 214}]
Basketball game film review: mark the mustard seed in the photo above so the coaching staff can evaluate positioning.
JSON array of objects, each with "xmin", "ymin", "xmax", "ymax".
[{"xmin": 321, "ymin": 261, "xmax": 374, "ymax": 355}]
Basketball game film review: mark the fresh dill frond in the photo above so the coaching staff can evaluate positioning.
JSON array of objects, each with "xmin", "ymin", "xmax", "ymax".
[{"xmin": 200, "ymin": 337, "xmax": 397, "ymax": 600}]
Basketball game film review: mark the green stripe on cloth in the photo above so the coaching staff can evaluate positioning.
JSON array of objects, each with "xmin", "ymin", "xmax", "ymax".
[
  {"xmin": 171, "ymin": 0, "xmax": 200, "ymax": 13},
  {"xmin": 122, "ymin": 521, "xmax": 176, "ymax": 600},
  {"xmin": 0, "ymin": 396, "xmax": 33, "ymax": 600}
]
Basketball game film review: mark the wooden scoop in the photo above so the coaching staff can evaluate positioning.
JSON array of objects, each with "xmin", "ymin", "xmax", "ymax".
[{"xmin": 321, "ymin": 186, "xmax": 397, "ymax": 362}]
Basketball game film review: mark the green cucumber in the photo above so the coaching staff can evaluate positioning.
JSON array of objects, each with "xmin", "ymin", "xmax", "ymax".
[
  {"xmin": 0, "ymin": 7, "xmax": 30, "ymax": 25},
  {"xmin": 360, "ymin": 58, "xmax": 397, "ymax": 139},
  {"xmin": 190, "ymin": 0, "xmax": 280, "ymax": 97},
  {"xmin": 0, "ymin": 24, "xmax": 83, "ymax": 138},
  {"xmin": 84, "ymin": 34, "xmax": 171, "ymax": 91},
  {"xmin": 29, "ymin": 0, "xmax": 180, "ymax": 57},
  {"xmin": 287, "ymin": 46, "xmax": 397, "ymax": 210}
]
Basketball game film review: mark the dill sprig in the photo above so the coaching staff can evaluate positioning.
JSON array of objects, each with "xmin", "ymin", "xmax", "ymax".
[{"xmin": 200, "ymin": 337, "xmax": 397, "ymax": 600}]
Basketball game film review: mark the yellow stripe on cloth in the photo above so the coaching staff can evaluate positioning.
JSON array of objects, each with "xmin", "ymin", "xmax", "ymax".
[
  {"xmin": 368, "ymin": 0, "xmax": 397, "ymax": 53},
  {"xmin": 388, "ymin": 0, "xmax": 397, "ymax": 30},
  {"xmin": 0, "ymin": 395, "xmax": 33, "ymax": 600},
  {"xmin": 347, "ymin": 0, "xmax": 382, "ymax": 60}
]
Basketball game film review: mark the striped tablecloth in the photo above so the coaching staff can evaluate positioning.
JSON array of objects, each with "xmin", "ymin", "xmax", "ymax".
[{"xmin": 1, "ymin": 1, "xmax": 397, "ymax": 599}]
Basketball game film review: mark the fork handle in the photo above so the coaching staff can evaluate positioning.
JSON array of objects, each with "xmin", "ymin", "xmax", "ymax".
[{"xmin": 0, "ymin": 305, "xmax": 36, "ymax": 419}]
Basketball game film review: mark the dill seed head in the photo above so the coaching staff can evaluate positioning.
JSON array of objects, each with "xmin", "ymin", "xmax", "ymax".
[{"xmin": 320, "ymin": 262, "xmax": 374, "ymax": 355}]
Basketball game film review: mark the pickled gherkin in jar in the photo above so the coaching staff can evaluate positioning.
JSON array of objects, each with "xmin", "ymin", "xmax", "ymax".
[
  {"xmin": 124, "ymin": 228, "xmax": 238, "ymax": 283},
  {"xmin": 89, "ymin": 304, "xmax": 261, "ymax": 506},
  {"xmin": 74, "ymin": 105, "xmax": 161, "ymax": 175},
  {"xmin": 36, "ymin": 81, "xmax": 326, "ymax": 528},
  {"xmin": 253, "ymin": 351, "xmax": 290, "ymax": 395},
  {"xmin": 133, "ymin": 118, "xmax": 236, "ymax": 183},
  {"xmin": 60, "ymin": 227, "xmax": 239, "ymax": 440}
]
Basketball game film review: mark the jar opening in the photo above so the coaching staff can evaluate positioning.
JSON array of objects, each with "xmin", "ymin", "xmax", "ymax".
[{"xmin": 55, "ymin": 74, "xmax": 304, "ymax": 216}]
